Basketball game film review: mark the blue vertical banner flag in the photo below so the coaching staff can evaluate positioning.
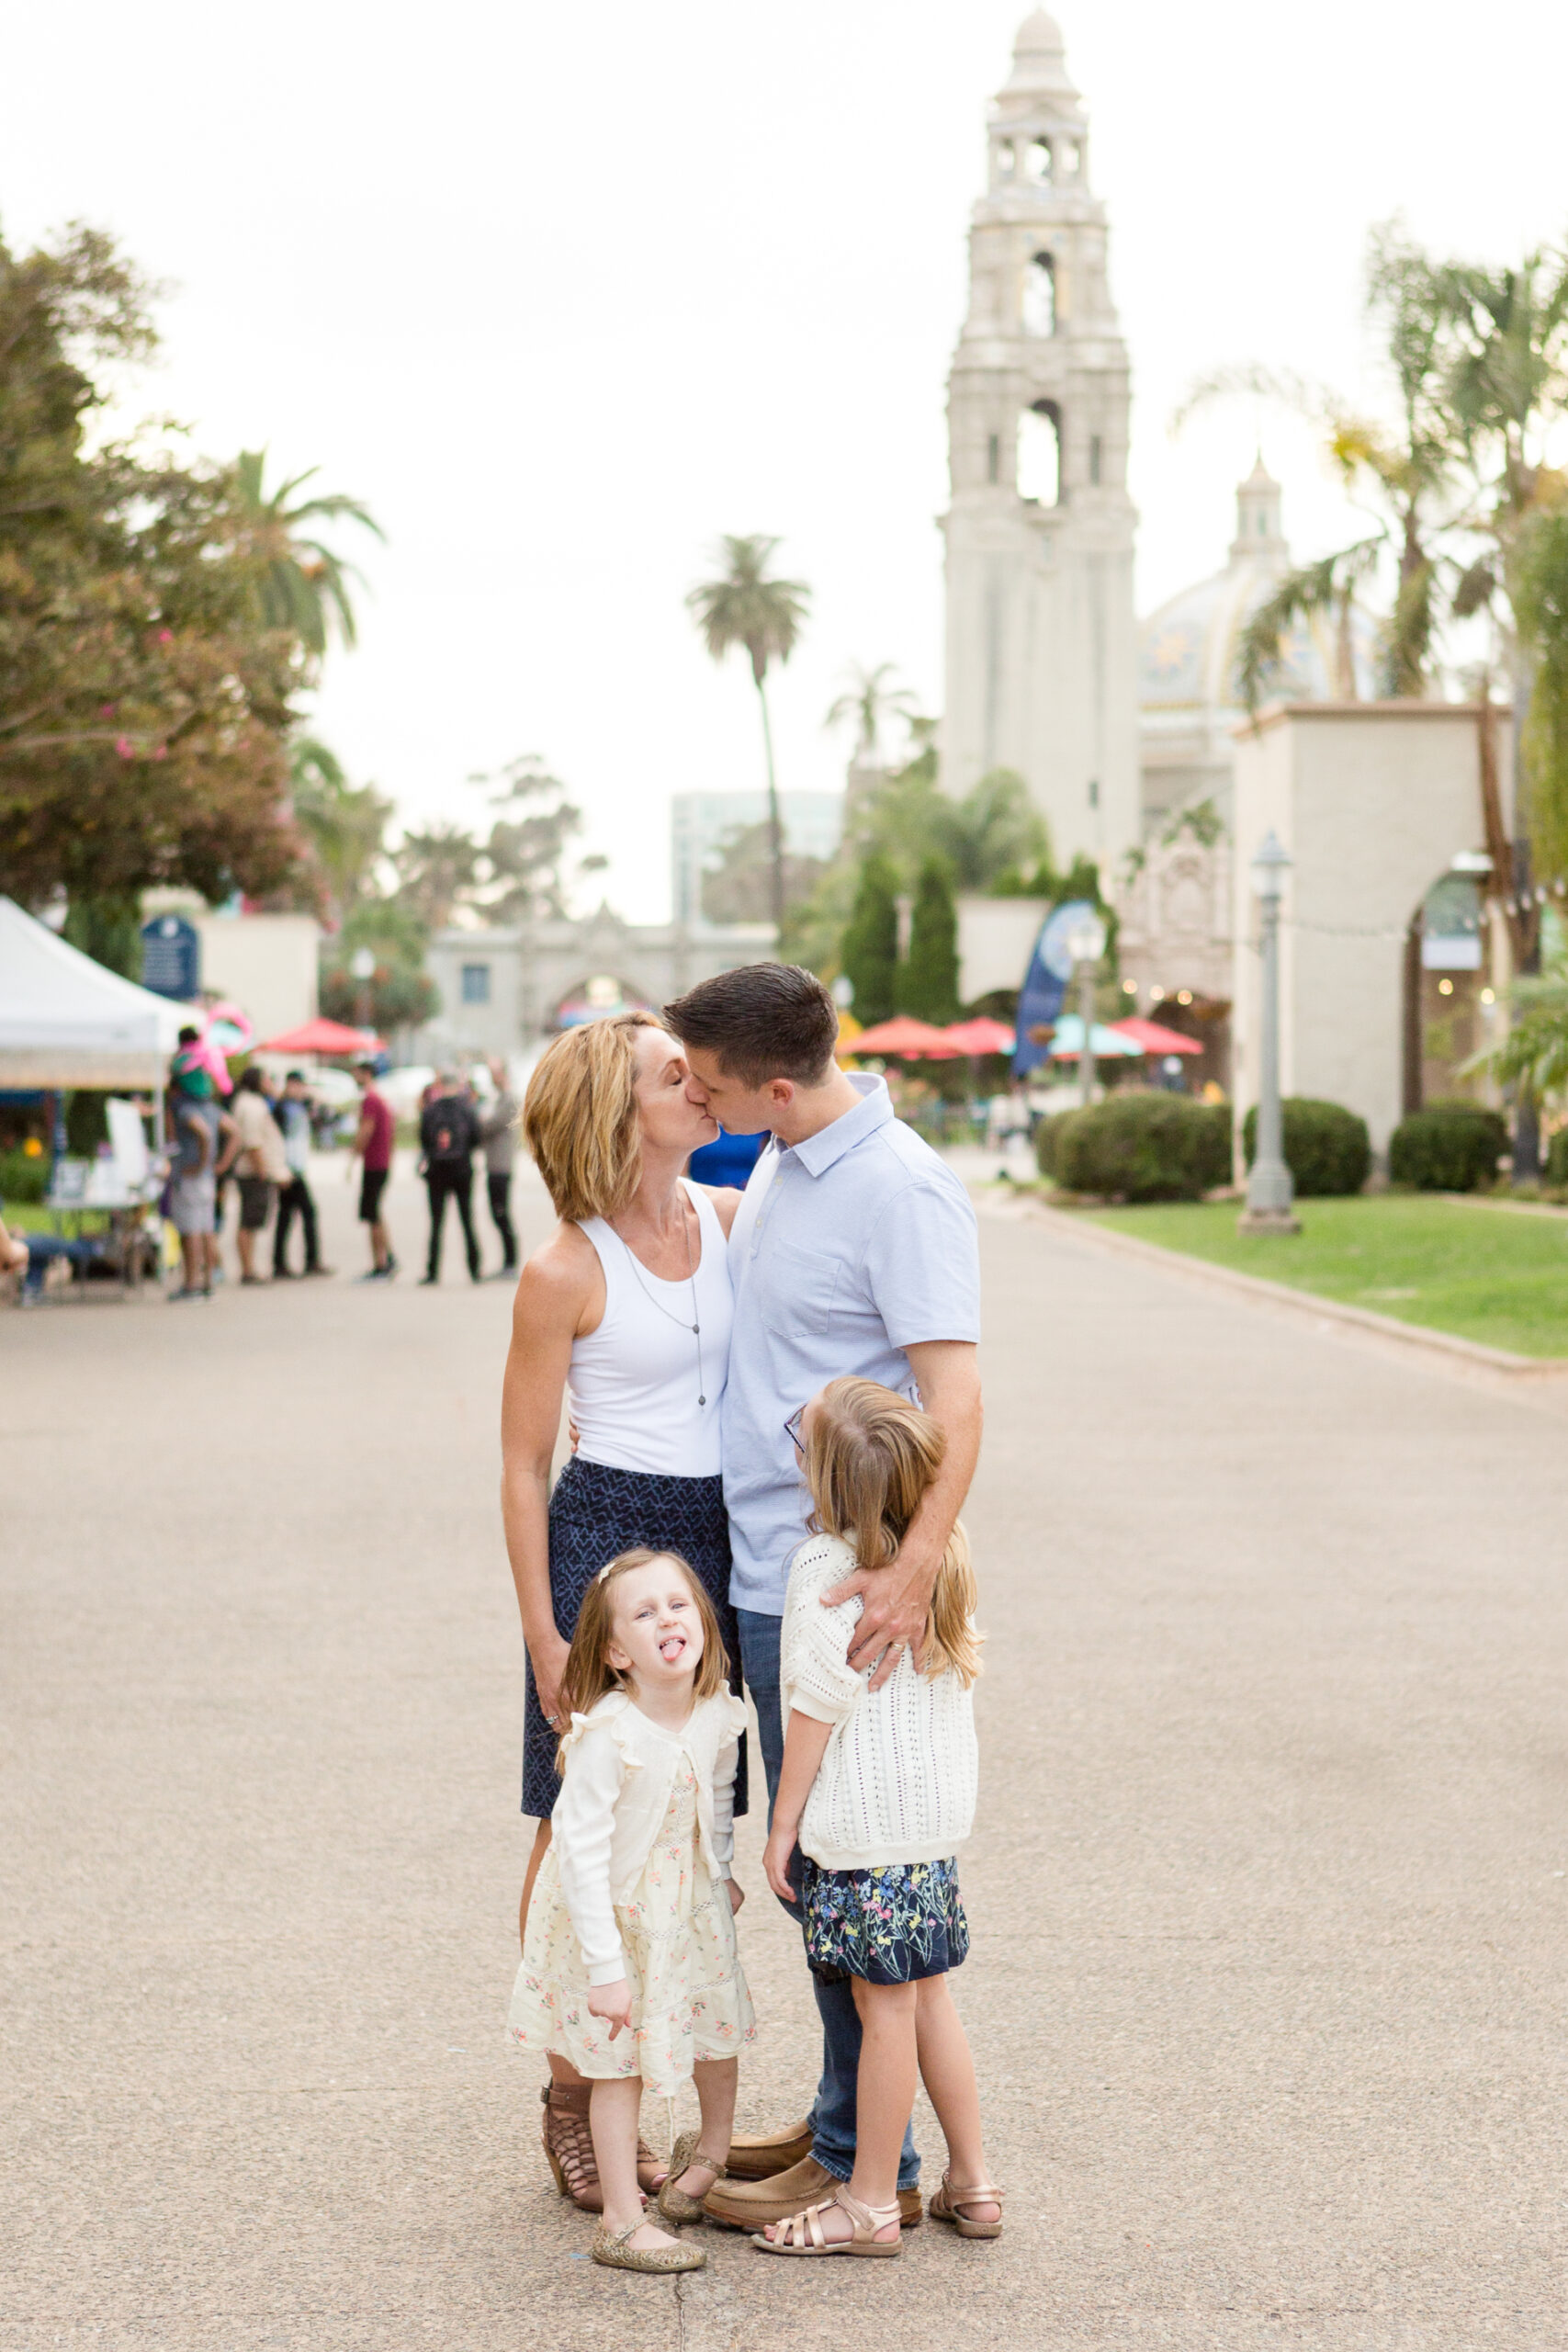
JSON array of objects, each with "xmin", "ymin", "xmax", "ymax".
[{"xmin": 1011, "ymin": 899, "xmax": 1097, "ymax": 1078}]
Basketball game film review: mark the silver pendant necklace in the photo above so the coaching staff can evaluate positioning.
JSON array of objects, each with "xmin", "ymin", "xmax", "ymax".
[{"xmin": 615, "ymin": 1190, "xmax": 706, "ymax": 1406}]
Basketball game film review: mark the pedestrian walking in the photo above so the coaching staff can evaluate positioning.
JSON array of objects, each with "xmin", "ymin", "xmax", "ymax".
[
  {"xmin": 755, "ymin": 1377, "xmax": 998, "ymax": 2258},
  {"xmin": 223, "ymin": 1068, "xmax": 288, "ymax": 1286},
  {"xmin": 507, "ymin": 1547, "xmax": 752, "ymax": 2275},
  {"xmin": 419, "ymin": 1072, "xmax": 481, "ymax": 1284},
  {"xmin": 272, "ymin": 1072, "xmax": 333, "ymax": 1279},
  {"xmin": 349, "ymin": 1060, "xmax": 397, "ymax": 1282},
  {"xmin": 479, "ymin": 1056, "xmax": 520, "ymax": 1277}
]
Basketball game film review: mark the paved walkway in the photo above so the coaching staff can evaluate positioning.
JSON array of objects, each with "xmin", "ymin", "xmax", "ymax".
[{"xmin": 5, "ymin": 1164, "xmax": 1568, "ymax": 2349}]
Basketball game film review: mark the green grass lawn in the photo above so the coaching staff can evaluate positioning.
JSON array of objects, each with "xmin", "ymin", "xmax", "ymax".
[{"xmin": 1083, "ymin": 1194, "xmax": 1568, "ymax": 1358}]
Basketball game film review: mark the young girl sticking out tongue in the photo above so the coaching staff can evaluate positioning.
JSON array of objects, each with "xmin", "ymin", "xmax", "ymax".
[
  {"xmin": 508, "ymin": 1548, "xmax": 753, "ymax": 2274},
  {"xmin": 757, "ymin": 1376, "xmax": 1000, "ymax": 2259}
]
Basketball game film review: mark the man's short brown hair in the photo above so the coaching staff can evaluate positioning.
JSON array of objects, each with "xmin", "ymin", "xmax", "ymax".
[{"xmin": 663, "ymin": 963, "xmax": 838, "ymax": 1089}]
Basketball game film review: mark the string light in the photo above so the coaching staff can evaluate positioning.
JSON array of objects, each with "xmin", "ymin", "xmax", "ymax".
[
  {"xmin": 1438, "ymin": 978, "xmax": 1454, "ymax": 996},
  {"xmin": 1481, "ymin": 987, "xmax": 1496, "ymax": 1004}
]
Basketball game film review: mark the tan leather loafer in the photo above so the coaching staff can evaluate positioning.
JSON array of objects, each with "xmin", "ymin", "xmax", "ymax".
[
  {"xmin": 703, "ymin": 2154, "xmax": 922, "ymax": 2233},
  {"xmin": 724, "ymin": 2119, "xmax": 814, "ymax": 2182}
]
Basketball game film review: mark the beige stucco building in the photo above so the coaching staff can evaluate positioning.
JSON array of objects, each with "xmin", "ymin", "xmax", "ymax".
[
  {"xmin": 1230, "ymin": 702, "xmax": 1511, "ymax": 1156},
  {"xmin": 942, "ymin": 9, "xmax": 1138, "ymax": 873}
]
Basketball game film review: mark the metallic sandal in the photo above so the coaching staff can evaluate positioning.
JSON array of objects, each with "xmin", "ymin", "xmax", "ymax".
[
  {"xmin": 592, "ymin": 2220, "xmax": 705, "ymax": 2274},
  {"xmin": 750, "ymin": 2184, "xmax": 903, "ymax": 2258},
  {"xmin": 655, "ymin": 2130, "xmax": 728, "ymax": 2224},
  {"xmin": 539, "ymin": 2083, "xmax": 660, "ymax": 2211},
  {"xmin": 928, "ymin": 2171, "xmax": 1004, "ymax": 2240}
]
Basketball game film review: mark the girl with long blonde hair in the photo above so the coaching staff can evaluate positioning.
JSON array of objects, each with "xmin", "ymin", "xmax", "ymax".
[
  {"xmin": 755, "ymin": 1376, "xmax": 1000, "ymax": 2258},
  {"xmin": 508, "ymin": 1547, "xmax": 754, "ymax": 2274}
]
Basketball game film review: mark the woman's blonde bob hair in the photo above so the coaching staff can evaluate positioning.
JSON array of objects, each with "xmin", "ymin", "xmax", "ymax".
[
  {"xmin": 556, "ymin": 1547, "xmax": 729, "ymax": 1771},
  {"xmin": 523, "ymin": 1010, "xmax": 667, "ymax": 1224},
  {"xmin": 801, "ymin": 1376, "xmax": 983, "ymax": 1689}
]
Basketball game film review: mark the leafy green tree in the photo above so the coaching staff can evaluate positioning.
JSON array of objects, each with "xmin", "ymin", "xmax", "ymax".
[
  {"xmin": 0, "ymin": 224, "xmax": 305, "ymax": 911},
  {"xmin": 897, "ymin": 859, "xmax": 960, "ymax": 1023},
  {"xmin": 687, "ymin": 535, "xmax": 810, "ymax": 930},
  {"xmin": 840, "ymin": 853, "xmax": 899, "ymax": 1026},
  {"xmin": 475, "ymin": 754, "xmax": 585, "ymax": 922},
  {"xmin": 232, "ymin": 449, "xmax": 383, "ymax": 662},
  {"xmin": 320, "ymin": 956, "xmax": 437, "ymax": 1035},
  {"xmin": 392, "ymin": 822, "xmax": 482, "ymax": 932},
  {"xmin": 700, "ymin": 820, "xmax": 827, "ymax": 925},
  {"xmin": 62, "ymin": 893, "xmax": 141, "ymax": 979}
]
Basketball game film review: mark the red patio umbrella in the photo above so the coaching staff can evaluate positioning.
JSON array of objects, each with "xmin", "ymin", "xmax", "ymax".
[
  {"xmin": 258, "ymin": 1017, "xmax": 385, "ymax": 1057},
  {"xmin": 942, "ymin": 1015, "xmax": 1017, "ymax": 1055},
  {"xmin": 1110, "ymin": 1016, "xmax": 1202, "ymax": 1057},
  {"xmin": 846, "ymin": 1014, "xmax": 963, "ymax": 1058}
]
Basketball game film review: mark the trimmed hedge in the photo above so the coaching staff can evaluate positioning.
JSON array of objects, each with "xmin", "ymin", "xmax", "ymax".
[
  {"xmin": 1548, "ymin": 1125, "xmax": 1568, "ymax": 1189},
  {"xmin": 1241, "ymin": 1096, "xmax": 1371, "ymax": 1198},
  {"xmin": 1048, "ymin": 1091, "xmax": 1231, "ymax": 1203},
  {"xmin": 1033, "ymin": 1114, "xmax": 1065, "ymax": 1180},
  {"xmin": 1388, "ymin": 1102, "xmax": 1507, "ymax": 1192}
]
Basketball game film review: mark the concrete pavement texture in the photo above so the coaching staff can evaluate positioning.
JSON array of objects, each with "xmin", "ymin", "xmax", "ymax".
[{"xmin": 5, "ymin": 1161, "xmax": 1568, "ymax": 2350}]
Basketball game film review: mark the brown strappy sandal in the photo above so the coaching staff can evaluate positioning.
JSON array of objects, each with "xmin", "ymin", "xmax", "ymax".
[
  {"xmin": 539, "ymin": 2082, "xmax": 660, "ymax": 2211},
  {"xmin": 750, "ymin": 2183, "xmax": 903, "ymax": 2258},
  {"xmin": 928, "ymin": 2170, "xmax": 1004, "ymax": 2239}
]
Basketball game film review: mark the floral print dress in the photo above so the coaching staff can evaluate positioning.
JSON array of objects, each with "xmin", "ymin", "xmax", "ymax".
[{"xmin": 508, "ymin": 1763, "xmax": 754, "ymax": 2097}]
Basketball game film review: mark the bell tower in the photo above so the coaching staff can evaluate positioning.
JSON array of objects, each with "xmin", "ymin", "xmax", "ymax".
[{"xmin": 942, "ymin": 9, "xmax": 1137, "ymax": 872}]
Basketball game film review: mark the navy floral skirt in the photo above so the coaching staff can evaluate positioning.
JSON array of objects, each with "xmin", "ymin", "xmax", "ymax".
[
  {"xmin": 801, "ymin": 1855, "xmax": 969, "ymax": 1984},
  {"xmin": 521, "ymin": 1457, "xmax": 747, "ymax": 1822}
]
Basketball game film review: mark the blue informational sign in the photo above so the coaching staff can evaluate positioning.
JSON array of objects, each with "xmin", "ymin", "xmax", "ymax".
[
  {"xmin": 1011, "ymin": 899, "xmax": 1097, "ymax": 1078},
  {"xmin": 141, "ymin": 914, "xmax": 201, "ymax": 1000}
]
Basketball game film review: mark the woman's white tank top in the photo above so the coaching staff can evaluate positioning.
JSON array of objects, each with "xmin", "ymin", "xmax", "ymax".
[{"xmin": 569, "ymin": 1182, "xmax": 733, "ymax": 1478}]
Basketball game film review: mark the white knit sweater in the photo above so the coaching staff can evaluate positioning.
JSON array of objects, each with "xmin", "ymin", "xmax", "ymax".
[{"xmin": 779, "ymin": 1531, "xmax": 978, "ymax": 1872}]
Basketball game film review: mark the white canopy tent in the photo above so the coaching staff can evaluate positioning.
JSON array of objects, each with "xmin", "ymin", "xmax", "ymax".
[{"xmin": 0, "ymin": 897, "xmax": 184, "ymax": 1089}]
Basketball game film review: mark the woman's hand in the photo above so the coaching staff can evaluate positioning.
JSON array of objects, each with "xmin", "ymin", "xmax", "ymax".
[
  {"xmin": 762, "ymin": 1827, "xmax": 798, "ymax": 1905},
  {"xmin": 529, "ymin": 1630, "xmax": 571, "ymax": 1731},
  {"xmin": 726, "ymin": 1878, "xmax": 745, "ymax": 1916},
  {"xmin": 587, "ymin": 1977, "xmax": 633, "ymax": 2039}
]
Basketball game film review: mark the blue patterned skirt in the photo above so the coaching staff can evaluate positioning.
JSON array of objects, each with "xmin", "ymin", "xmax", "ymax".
[
  {"xmin": 802, "ymin": 1855, "xmax": 969, "ymax": 1984},
  {"xmin": 521, "ymin": 1457, "xmax": 747, "ymax": 1822}
]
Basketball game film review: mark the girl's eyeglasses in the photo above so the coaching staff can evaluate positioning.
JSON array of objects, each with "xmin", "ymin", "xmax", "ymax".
[{"xmin": 784, "ymin": 1405, "xmax": 807, "ymax": 1458}]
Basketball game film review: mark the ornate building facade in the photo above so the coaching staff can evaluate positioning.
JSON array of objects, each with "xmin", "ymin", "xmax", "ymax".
[{"xmin": 942, "ymin": 8, "xmax": 1138, "ymax": 873}]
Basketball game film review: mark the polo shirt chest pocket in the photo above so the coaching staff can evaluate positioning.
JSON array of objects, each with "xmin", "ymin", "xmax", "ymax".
[{"xmin": 761, "ymin": 1241, "xmax": 841, "ymax": 1337}]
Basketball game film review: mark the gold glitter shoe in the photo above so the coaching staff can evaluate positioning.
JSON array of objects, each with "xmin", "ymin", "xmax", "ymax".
[
  {"xmin": 591, "ymin": 2220, "xmax": 705, "ymax": 2273},
  {"xmin": 655, "ymin": 2130, "xmax": 728, "ymax": 2224}
]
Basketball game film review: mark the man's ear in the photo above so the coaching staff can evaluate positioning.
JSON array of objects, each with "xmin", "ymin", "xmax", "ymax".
[{"xmin": 767, "ymin": 1079, "xmax": 796, "ymax": 1114}]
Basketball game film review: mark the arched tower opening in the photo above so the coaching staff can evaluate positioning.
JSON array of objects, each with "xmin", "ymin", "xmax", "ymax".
[{"xmin": 1017, "ymin": 400, "xmax": 1062, "ymax": 505}]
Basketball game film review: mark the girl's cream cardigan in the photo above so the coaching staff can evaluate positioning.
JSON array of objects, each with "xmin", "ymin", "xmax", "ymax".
[
  {"xmin": 554, "ymin": 1687, "xmax": 747, "ymax": 1984},
  {"xmin": 780, "ymin": 1531, "xmax": 978, "ymax": 1872}
]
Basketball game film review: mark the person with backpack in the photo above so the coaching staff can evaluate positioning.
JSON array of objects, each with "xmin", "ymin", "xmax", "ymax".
[{"xmin": 419, "ymin": 1072, "xmax": 482, "ymax": 1285}]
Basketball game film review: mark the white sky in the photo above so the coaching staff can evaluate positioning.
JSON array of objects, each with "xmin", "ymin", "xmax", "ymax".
[{"xmin": 9, "ymin": 1, "xmax": 1568, "ymax": 920}]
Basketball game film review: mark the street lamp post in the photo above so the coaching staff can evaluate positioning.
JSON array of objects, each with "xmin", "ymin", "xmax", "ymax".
[
  {"xmin": 1240, "ymin": 831, "xmax": 1300, "ymax": 1235},
  {"xmin": 1062, "ymin": 910, "xmax": 1108, "ymax": 1108},
  {"xmin": 350, "ymin": 945, "xmax": 376, "ymax": 1035}
]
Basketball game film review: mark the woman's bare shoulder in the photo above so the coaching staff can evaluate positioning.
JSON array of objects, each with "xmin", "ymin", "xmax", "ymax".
[{"xmin": 513, "ymin": 1223, "xmax": 601, "ymax": 1324}]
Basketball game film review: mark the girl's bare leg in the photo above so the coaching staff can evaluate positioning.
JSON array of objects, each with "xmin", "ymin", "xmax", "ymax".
[
  {"xmin": 768, "ymin": 1981, "xmax": 908, "ymax": 2245},
  {"xmin": 590, "ymin": 2077, "xmax": 682, "ymax": 2250},
  {"xmin": 669, "ymin": 2056, "xmax": 738, "ymax": 2199},
  {"xmin": 913, "ymin": 1973, "xmax": 998, "ymax": 2224}
]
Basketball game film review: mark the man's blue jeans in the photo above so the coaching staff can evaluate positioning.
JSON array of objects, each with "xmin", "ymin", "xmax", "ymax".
[{"xmin": 737, "ymin": 1607, "xmax": 919, "ymax": 2190}]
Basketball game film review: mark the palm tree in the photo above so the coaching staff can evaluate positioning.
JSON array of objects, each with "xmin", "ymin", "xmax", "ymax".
[
  {"xmin": 825, "ymin": 662, "xmax": 919, "ymax": 761},
  {"xmin": 288, "ymin": 737, "xmax": 394, "ymax": 923},
  {"xmin": 234, "ymin": 449, "xmax": 384, "ymax": 661},
  {"xmin": 687, "ymin": 534, "xmax": 810, "ymax": 931}
]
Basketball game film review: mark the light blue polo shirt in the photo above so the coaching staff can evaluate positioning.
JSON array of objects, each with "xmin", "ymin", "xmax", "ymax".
[{"xmin": 721, "ymin": 1073, "xmax": 981, "ymax": 1616}]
